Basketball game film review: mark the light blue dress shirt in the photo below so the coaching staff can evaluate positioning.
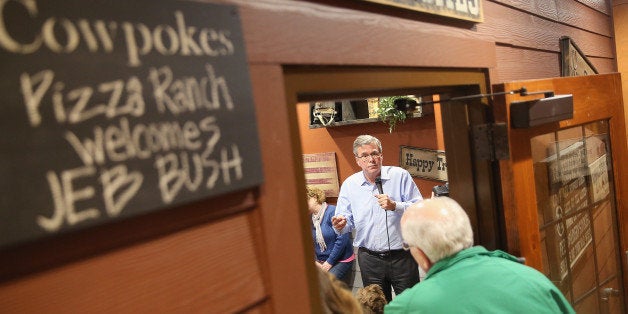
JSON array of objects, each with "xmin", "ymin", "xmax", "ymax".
[{"xmin": 334, "ymin": 166, "xmax": 422, "ymax": 251}]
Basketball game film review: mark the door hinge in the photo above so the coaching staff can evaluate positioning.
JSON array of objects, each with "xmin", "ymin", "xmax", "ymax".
[{"xmin": 472, "ymin": 123, "xmax": 509, "ymax": 161}]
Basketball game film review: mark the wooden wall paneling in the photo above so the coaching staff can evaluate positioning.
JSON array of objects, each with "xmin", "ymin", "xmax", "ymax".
[
  {"xmin": 0, "ymin": 214, "xmax": 266, "ymax": 313},
  {"xmin": 491, "ymin": 46, "xmax": 619, "ymax": 86},
  {"xmin": 246, "ymin": 207, "xmax": 274, "ymax": 313},
  {"xmin": 492, "ymin": 0, "xmax": 611, "ymax": 36},
  {"xmin": 555, "ymin": 0, "xmax": 611, "ymax": 35},
  {"xmin": 249, "ymin": 64, "xmax": 318, "ymax": 313},
  {"xmin": 614, "ymin": 0, "xmax": 628, "ymax": 147},
  {"xmin": 237, "ymin": 3, "xmax": 496, "ymax": 68},
  {"xmin": 233, "ymin": 0, "xmax": 613, "ymax": 80},
  {"xmin": 480, "ymin": 1, "xmax": 613, "ymax": 58},
  {"xmin": 490, "ymin": 0, "xmax": 559, "ymax": 20},
  {"xmin": 587, "ymin": 57, "xmax": 618, "ymax": 74},
  {"xmin": 0, "ymin": 186, "xmax": 263, "ymax": 312},
  {"xmin": 0, "ymin": 188, "xmax": 258, "ymax": 281},
  {"xmin": 490, "ymin": 46, "xmax": 618, "ymax": 87},
  {"xmin": 576, "ymin": 0, "xmax": 611, "ymax": 14},
  {"xmin": 493, "ymin": 46, "xmax": 561, "ymax": 82}
]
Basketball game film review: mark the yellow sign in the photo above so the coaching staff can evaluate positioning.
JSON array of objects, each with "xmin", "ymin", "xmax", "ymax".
[{"xmin": 362, "ymin": 0, "xmax": 483, "ymax": 23}]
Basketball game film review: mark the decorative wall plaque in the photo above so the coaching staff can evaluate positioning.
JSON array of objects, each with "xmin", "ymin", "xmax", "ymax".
[
  {"xmin": 560, "ymin": 36, "xmax": 598, "ymax": 77},
  {"xmin": 361, "ymin": 0, "xmax": 483, "ymax": 23},
  {"xmin": 399, "ymin": 146, "xmax": 448, "ymax": 182},
  {"xmin": 303, "ymin": 152, "xmax": 340, "ymax": 197}
]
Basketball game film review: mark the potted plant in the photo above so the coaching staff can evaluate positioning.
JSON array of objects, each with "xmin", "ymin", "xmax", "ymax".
[{"xmin": 376, "ymin": 96, "xmax": 408, "ymax": 133}]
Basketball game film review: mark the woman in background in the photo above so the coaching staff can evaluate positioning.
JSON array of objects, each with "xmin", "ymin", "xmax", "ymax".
[{"xmin": 307, "ymin": 186, "xmax": 355, "ymax": 283}]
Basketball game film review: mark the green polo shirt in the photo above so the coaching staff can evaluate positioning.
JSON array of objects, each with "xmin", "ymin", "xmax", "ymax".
[{"xmin": 385, "ymin": 246, "xmax": 575, "ymax": 314}]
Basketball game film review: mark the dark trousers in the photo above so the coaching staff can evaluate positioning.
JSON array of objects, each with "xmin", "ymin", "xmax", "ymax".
[{"xmin": 358, "ymin": 247, "xmax": 420, "ymax": 302}]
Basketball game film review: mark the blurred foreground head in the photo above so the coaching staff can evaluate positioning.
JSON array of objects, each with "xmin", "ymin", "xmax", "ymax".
[
  {"xmin": 356, "ymin": 284, "xmax": 387, "ymax": 314},
  {"xmin": 317, "ymin": 268, "xmax": 363, "ymax": 314}
]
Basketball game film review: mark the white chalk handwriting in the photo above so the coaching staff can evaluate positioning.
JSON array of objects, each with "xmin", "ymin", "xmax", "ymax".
[{"xmin": 25, "ymin": 63, "xmax": 244, "ymax": 232}]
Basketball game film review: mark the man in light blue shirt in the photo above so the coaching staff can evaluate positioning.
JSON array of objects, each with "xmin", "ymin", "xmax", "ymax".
[{"xmin": 332, "ymin": 134, "xmax": 422, "ymax": 302}]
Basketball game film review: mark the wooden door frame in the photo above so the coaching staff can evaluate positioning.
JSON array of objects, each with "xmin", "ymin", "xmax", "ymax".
[
  {"xmin": 492, "ymin": 73, "xmax": 628, "ymax": 301},
  {"xmin": 281, "ymin": 65, "xmax": 501, "ymax": 302}
]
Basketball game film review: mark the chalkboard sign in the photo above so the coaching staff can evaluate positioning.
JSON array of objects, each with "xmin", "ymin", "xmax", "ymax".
[{"xmin": 0, "ymin": 0, "xmax": 264, "ymax": 249}]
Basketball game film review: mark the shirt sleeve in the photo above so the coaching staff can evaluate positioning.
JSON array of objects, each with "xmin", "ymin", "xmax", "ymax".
[
  {"xmin": 392, "ymin": 168, "xmax": 423, "ymax": 213},
  {"xmin": 333, "ymin": 182, "xmax": 354, "ymax": 235}
]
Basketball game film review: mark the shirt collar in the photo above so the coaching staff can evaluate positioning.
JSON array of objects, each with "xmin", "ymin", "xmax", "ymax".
[
  {"xmin": 360, "ymin": 166, "xmax": 389, "ymax": 186},
  {"xmin": 425, "ymin": 246, "xmax": 520, "ymax": 279}
]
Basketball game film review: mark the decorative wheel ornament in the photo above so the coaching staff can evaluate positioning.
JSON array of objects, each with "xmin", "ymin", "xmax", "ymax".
[{"xmin": 313, "ymin": 102, "xmax": 337, "ymax": 126}]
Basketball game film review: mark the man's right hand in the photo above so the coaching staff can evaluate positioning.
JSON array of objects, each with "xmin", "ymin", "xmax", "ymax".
[{"xmin": 331, "ymin": 215, "xmax": 347, "ymax": 231}]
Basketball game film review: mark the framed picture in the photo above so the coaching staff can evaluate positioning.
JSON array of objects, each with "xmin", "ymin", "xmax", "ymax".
[{"xmin": 303, "ymin": 152, "xmax": 340, "ymax": 197}]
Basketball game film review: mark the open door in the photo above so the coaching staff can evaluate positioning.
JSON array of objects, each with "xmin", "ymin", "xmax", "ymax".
[{"xmin": 493, "ymin": 73, "xmax": 628, "ymax": 313}]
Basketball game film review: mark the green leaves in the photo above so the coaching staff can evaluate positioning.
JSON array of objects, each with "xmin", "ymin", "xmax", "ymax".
[{"xmin": 377, "ymin": 96, "xmax": 407, "ymax": 133}]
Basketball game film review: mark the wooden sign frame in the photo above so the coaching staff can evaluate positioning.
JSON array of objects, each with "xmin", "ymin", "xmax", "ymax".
[
  {"xmin": 399, "ymin": 146, "xmax": 448, "ymax": 182},
  {"xmin": 560, "ymin": 36, "xmax": 598, "ymax": 77},
  {"xmin": 360, "ymin": 0, "xmax": 483, "ymax": 23},
  {"xmin": 0, "ymin": 0, "xmax": 263, "ymax": 249}
]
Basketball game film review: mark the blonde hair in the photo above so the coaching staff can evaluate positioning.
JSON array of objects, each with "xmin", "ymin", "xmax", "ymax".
[
  {"xmin": 307, "ymin": 186, "xmax": 327, "ymax": 204},
  {"xmin": 318, "ymin": 269, "xmax": 363, "ymax": 314}
]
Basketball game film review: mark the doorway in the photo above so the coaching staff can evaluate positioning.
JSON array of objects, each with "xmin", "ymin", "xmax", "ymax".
[{"xmin": 287, "ymin": 66, "xmax": 504, "ymax": 293}]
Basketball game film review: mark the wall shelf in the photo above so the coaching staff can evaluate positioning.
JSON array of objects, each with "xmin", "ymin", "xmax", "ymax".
[{"xmin": 309, "ymin": 109, "xmax": 432, "ymax": 129}]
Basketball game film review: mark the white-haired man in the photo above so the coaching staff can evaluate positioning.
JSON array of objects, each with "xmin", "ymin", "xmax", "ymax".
[{"xmin": 385, "ymin": 196, "xmax": 575, "ymax": 313}]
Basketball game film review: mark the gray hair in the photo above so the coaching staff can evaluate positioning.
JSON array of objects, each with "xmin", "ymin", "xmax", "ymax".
[
  {"xmin": 401, "ymin": 197, "xmax": 474, "ymax": 263},
  {"xmin": 353, "ymin": 135, "xmax": 382, "ymax": 156}
]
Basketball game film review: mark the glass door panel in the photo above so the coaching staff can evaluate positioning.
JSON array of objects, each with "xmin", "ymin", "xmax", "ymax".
[{"xmin": 531, "ymin": 120, "xmax": 621, "ymax": 312}]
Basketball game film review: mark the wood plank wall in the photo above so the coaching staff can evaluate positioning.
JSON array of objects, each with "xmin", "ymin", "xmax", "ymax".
[
  {"xmin": 613, "ymin": 0, "xmax": 628, "ymax": 145},
  {"xmin": 0, "ymin": 0, "xmax": 617, "ymax": 313},
  {"xmin": 231, "ymin": 0, "xmax": 615, "ymax": 83},
  {"xmin": 486, "ymin": 0, "xmax": 614, "ymax": 81}
]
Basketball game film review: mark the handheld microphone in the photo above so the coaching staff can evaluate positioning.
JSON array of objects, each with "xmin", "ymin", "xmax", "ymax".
[{"xmin": 375, "ymin": 176, "xmax": 383, "ymax": 194}]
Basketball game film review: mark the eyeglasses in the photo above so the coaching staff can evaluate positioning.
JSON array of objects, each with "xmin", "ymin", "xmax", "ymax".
[
  {"xmin": 402, "ymin": 242, "xmax": 410, "ymax": 251},
  {"xmin": 355, "ymin": 151, "xmax": 382, "ymax": 161}
]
